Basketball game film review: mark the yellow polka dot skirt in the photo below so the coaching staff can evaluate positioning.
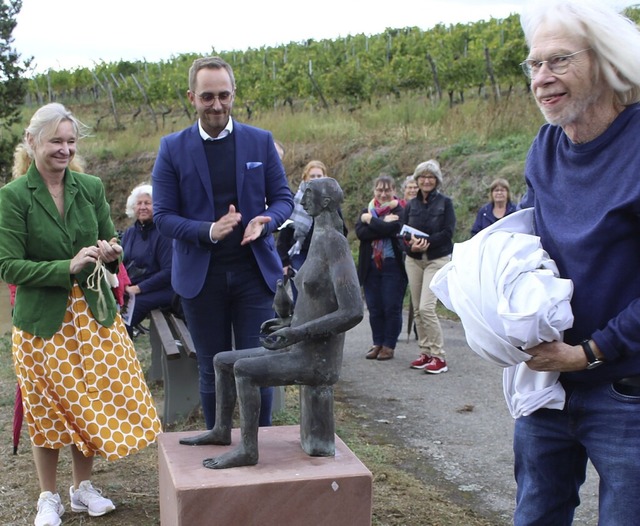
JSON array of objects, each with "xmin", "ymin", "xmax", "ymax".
[{"xmin": 12, "ymin": 284, "xmax": 161, "ymax": 460}]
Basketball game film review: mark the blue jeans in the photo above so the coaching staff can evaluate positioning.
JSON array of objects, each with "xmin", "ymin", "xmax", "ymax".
[
  {"xmin": 514, "ymin": 381, "xmax": 640, "ymax": 526},
  {"xmin": 181, "ymin": 264, "xmax": 274, "ymax": 429},
  {"xmin": 363, "ymin": 257, "xmax": 408, "ymax": 349}
]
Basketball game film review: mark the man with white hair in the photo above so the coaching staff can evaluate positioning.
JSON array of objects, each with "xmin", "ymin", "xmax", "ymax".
[{"xmin": 516, "ymin": 1, "xmax": 640, "ymax": 524}]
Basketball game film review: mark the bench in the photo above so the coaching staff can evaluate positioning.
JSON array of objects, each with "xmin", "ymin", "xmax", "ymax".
[
  {"xmin": 148, "ymin": 309, "xmax": 200, "ymax": 426},
  {"xmin": 148, "ymin": 310, "xmax": 286, "ymax": 426}
]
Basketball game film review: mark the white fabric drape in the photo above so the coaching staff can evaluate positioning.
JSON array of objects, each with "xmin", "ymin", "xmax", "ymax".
[{"xmin": 430, "ymin": 208, "xmax": 573, "ymax": 418}]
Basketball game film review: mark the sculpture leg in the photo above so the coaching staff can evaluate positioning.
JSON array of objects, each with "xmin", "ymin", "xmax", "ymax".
[
  {"xmin": 203, "ymin": 371, "xmax": 260, "ymax": 469},
  {"xmin": 180, "ymin": 353, "xmax": 236, "ymax": 446},
  {"xmin": 300, "ymin": 385, "xmax": 335, "ymax": 456}
]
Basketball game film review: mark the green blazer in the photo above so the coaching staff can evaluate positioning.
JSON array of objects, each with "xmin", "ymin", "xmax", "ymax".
[{"xmin": 0, "ymin": 163, "xmax": 119, "ymax": 338}]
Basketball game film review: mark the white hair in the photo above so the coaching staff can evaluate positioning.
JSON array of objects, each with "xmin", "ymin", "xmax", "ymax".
[
  {"xmin": 413, "ymin": 159, "xmax": 443, "ymax": 187},
  {"xmin": 125, "ymin": 183, "xmax": 153, "ymax": 218},
  {"xmin": 520, "ymin": 0, "xmax": 640, "ymax": 105},
  {"xmin": 401, "ymin": 175, "xmax": 416, "ymax": 191}
]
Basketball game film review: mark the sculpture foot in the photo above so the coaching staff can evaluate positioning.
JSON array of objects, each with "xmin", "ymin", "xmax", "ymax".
[
  {"xmin": 202, "ymin": 447, "xmax": 258, "ymax": 469},
  {"xmin": 179, "ymin": 429, "xmax": 231, "ymax": 446}
]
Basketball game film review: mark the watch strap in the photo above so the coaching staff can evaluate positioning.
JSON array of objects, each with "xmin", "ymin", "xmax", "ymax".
[{"xmin": 581, "ymin": 340, "xmax": 603, "ymax": 369}]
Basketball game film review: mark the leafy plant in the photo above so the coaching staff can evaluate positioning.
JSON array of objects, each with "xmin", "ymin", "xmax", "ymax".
[{"xmin": 0, "ymin": 0, "xmax": 27, "ymax": 184}]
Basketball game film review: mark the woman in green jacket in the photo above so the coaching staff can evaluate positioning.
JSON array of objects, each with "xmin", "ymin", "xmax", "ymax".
[{"xmin": 0, "ymin": 103, "xmax": 161, "ymax": 526}]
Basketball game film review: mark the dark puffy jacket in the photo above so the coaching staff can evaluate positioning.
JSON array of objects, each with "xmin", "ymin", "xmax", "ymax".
[{"xmin": 402, "ymin": 191, "xmax": 456, "ymax": 260}]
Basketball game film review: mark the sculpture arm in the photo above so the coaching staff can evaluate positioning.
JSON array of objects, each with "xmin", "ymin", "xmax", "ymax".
[{"xmin": 261, "ymin": 253, "xmax": 363, "ymax": 349}]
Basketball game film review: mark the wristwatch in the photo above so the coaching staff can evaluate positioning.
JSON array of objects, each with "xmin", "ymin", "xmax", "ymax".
[{"xmin": 581, "ymin": 340, "xmax": 604, "ymax": 370}]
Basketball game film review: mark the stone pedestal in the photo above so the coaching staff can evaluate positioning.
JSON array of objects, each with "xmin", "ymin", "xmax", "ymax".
[{"xmin": 158, "ymin": 426, "xmax": 373, "ymax": 526}]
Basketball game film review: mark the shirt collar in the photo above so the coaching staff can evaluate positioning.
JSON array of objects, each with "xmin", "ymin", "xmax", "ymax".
[{"xmin": 198, "ymin": 118, "xmax": 233, "ymax": 141}]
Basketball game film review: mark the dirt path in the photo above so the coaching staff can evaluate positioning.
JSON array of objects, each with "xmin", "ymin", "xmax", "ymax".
[{"xmin": 338, "ymin": 312, "xmax": 600, "ymax": 525}]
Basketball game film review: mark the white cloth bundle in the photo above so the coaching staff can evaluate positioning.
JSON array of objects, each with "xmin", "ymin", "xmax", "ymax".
[{"xmin": 430, "ymin": 208, "xmax": 573, "ymax": 418}]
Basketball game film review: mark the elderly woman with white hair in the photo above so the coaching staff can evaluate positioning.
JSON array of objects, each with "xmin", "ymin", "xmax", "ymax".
[
  {"xmin": 402, "ymin": 159, "xmax": 456, "ymax": 374},
  {"xmin": 121, "ymin": 182, "xmax": 174, "ymax": 336}
]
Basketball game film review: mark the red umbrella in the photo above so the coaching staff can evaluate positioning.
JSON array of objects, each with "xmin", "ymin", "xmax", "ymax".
[
  {"xmin": 7, "ymin": 284, "xmax": 23, "ymax": 455},
  {"xmin": 13, "ymin": 382, "xmax": 23, "ymax": 455}
]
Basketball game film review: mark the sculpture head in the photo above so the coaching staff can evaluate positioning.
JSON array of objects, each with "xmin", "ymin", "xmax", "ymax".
[{"xmin": 301, "ymin": 177, "xmax": 343, "ymax": 217}]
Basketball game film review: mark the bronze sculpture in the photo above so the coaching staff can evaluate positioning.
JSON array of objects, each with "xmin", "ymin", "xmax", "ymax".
[{"xmin": 180, "ymin": 177, "xmax": 364, "ymax": 468}]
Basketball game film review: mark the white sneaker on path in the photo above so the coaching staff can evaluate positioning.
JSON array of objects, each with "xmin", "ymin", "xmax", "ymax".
[
  {"xmin": 35, "ymin": 491, "xmax": 64, "ymax": 526},
  {"xmin": 69, "ymin": 480, "xmax": 115, "ymax": 517}
]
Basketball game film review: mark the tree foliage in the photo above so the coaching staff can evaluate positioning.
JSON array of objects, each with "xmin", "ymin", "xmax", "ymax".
[
  {"xmin": 0, "ymin": 0, "xmax": 27, "ymax": 183},
  {"xmin": 23, "ymin": 7, "xmax": 640, "ymax": 129}
]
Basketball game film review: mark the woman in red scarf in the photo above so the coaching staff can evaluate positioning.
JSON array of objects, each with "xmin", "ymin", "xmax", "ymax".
[{"xmin": 356, "ymin": 175, "xmax": 407, "ymax": 361}]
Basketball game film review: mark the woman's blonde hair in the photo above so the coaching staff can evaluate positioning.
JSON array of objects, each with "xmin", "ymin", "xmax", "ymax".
[
  {"xmin": 302, "ymin": 160, "xmax": 328, "ymax": 182},
  {"xmin": 12, "ymin": 102, "xmax": 89, "ymax": 179}
]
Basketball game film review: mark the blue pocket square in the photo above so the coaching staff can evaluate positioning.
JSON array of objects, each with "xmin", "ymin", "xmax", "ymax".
[{"xmin": 246, "ymin": 162, "xmax": 263, "ymax": 169}]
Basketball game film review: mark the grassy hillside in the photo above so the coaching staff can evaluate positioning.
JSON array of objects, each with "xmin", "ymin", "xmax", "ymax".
[{"xmin": 61, "ymin": 91, "xmax": 544, "ymax": 240}]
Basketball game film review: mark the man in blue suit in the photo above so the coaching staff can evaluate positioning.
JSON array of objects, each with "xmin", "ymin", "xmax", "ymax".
[{"xmin": 152, "ymin": 56, "xmax": 293, "ymax": 440}]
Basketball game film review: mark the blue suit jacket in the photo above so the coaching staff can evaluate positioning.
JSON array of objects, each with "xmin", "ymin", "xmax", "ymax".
[{"xmin": 152, "ymin": 120, "xmax": 293, "ymax": 299}]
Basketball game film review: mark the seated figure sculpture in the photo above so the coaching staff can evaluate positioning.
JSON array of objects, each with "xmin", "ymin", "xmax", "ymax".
[{"xmin": 179, "ymin": 177, "xmax": 364, "ymax": 469}]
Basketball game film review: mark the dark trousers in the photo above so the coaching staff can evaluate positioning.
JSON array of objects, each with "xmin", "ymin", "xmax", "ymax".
[
  {"xmin": 363, "ymin": 257, "xmax": 408, "ymax": 349},
  {"xmin": 126, "ymin": 288, "xmax": 175, "ymax": 336},
  {"xmin": 514, "ymin": 382, "xmax": 640, "ymax": 525},
  {"xmin": 181, "ymin": 264, "xmax": 274, "ymax": 429}
]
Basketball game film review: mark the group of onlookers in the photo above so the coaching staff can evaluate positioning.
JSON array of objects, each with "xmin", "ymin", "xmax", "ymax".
[{"xmin": 354, "ymin": 160, "xmax": 516, "ymax": 375}]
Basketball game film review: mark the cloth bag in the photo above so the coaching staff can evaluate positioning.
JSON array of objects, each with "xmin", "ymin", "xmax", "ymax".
[{"xmin": 430, "ymin": 208, "xmax": 573, "ymax": 418}]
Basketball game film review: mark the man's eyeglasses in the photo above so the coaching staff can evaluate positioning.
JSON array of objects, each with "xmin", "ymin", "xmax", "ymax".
[
  {"xmin": 195, "ymin": 91, "xmax": 234, "ymax": 106},
  {"xmin": 520, "ymin": 49, "xmax": 591, "ymax": 79}
]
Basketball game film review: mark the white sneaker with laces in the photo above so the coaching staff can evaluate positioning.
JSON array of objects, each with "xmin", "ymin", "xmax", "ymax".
[
  {"xmin": 69, "ymin": 481, "xmax": 115, "ymax": 517},
  {"xmin": 35, "ymin": 491, "xmax": 64, "ymax": 526}
]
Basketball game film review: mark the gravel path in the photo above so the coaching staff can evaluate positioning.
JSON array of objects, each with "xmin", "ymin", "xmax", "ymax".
[{"xmin": 338, "ymin": 312, "xmax": 599, "ymax": 525}]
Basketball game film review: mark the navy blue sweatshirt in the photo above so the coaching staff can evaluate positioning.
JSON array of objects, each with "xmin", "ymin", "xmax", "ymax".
[{"xmin": 520, "ymin": 103, "xmax": 640, "ymax": 384}]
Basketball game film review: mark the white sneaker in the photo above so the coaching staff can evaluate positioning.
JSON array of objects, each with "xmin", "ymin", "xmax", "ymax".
[
  {"xmin": 69, "ymin": 480, "xmax": 115, "ymax": 517},
  {"xmin": 35, "ymin": 491, "xmax": 64, "ymax": 526}
]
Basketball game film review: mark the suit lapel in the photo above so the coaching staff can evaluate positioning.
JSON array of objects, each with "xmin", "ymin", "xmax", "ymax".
[
  {"xmin": 27, "ymin": 166, "xmax": 66, "ymax": 231},
  {"xmin": 233, "ymin": 121, "xmax": 246, "ymax": 206},
  {"xmin": 186, "ymin": 123, "xmax": 215, "ymax": 206},
  {"xmin": 63, "ymin": 170, "xmax": 79, "ymax": 220}
]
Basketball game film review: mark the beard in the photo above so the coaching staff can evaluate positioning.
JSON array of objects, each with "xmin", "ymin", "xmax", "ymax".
[{"xmin": 537, "ymin": 71, "xmax": 605, "ymax": 128}]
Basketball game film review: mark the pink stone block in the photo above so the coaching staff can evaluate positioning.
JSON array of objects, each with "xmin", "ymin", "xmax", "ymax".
[{"xmin": 158, "ymin": 426, "xmax": 373, "ymax": 526}]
